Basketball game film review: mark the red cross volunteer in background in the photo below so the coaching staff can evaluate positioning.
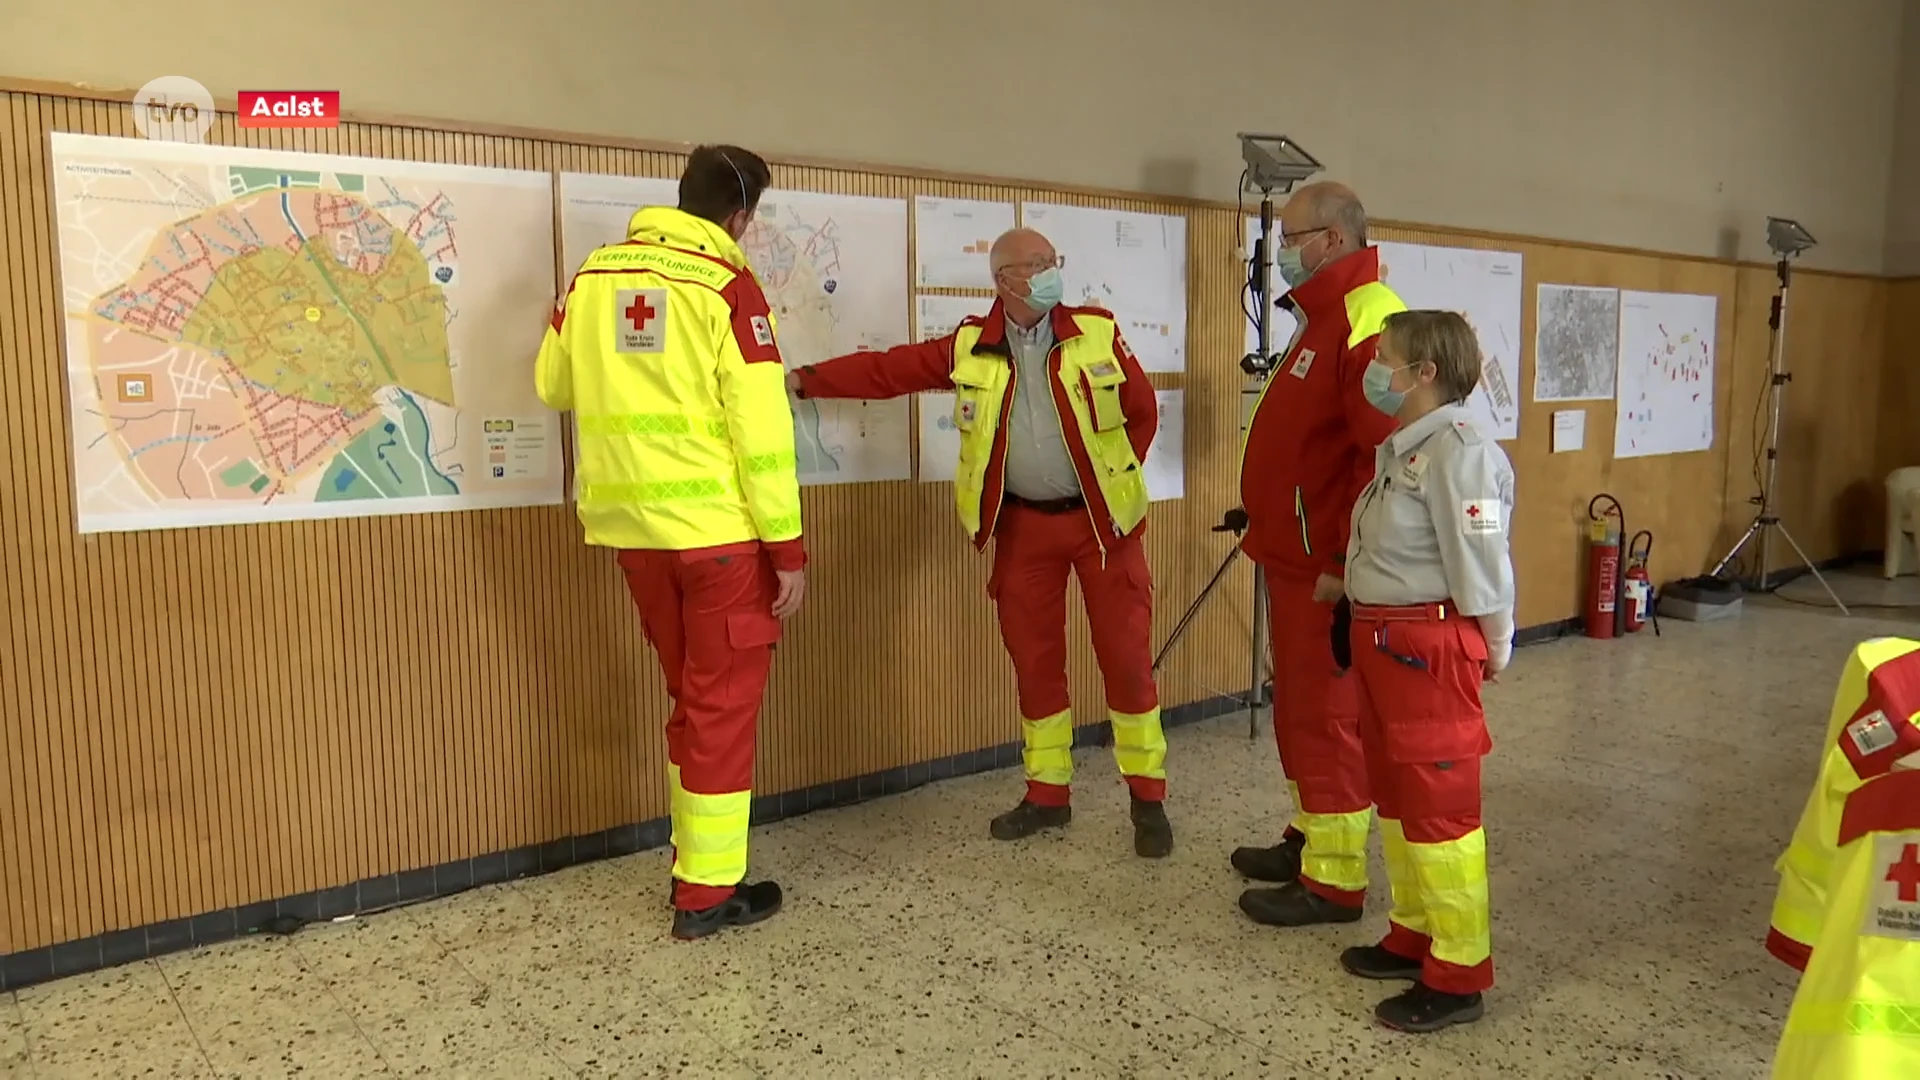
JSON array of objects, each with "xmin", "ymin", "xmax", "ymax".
[
  {"xmin": 790, "ymin": 227, "xmax": 1174, "ymax": 859},
  {"xmin": 535, "ymin": 144, "xmax": 805, "ymax": 940},
  {"xmin": 1337, "ymin": 309, "xmax": 1516, "ymax": 1033}
]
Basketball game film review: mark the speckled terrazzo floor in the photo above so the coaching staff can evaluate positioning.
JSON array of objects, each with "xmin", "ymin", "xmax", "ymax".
[{"xmin": 5, "ymin": 575, "xmax": 1917, "ymax": 1079}]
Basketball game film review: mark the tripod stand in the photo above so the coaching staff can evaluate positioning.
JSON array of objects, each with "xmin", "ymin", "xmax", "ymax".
[
  {"xmin": 1151, "ymin": 512, "xmax": 1267, "ymax": 736},
  {"xmin": 1709, "ymin": 239, "xmax": 1849, "ymax": 614},
  {"xmin": 1152, "ymin": 167, "xmax": 1296, "ymax": 738}
]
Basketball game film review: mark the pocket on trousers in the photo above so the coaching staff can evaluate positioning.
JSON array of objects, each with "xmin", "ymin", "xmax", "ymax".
[
  {"xmin": 1457, "ymin": 621, "xmax": 1489, "ymax": 664},
  {"xmin": 1379, "ymin": 716, "xmax": 1491, "ymax": 766},
  {"xmin": 726, "ymin": 611, "xmax": 782, "ymax": 651}
]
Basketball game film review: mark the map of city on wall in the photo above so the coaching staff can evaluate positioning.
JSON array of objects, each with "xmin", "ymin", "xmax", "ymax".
[{"xmin": 51, "ymin": 133, "xmax": 563, "ymax": 534}]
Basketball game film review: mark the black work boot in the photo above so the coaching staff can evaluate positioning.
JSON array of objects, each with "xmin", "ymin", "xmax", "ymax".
[
  {"xmin": 990, "ymin": 800, "xmax": 1071, "ymax": 840},
  {"xmin": 670, "ymin": 881, "xmax": 784, "ymax": 941},
  {"xmin": 1230, "ymin": 831, "xmax": 1305, "ymax": 883},
  {"xmin": 1341, "ymin": 944, "xmax": 1424, "ymax": 981},
  {"xmin": 1239, "ymin": 881, "xmax": 1363, "ymax": 926},
  {"xmin": 1131, "ymin": 798, "xmax": 1173, "ymax": 858},
  {"xmin": 1374, "ymin": 982, "xmax": 1485, "ymax": 1033}
]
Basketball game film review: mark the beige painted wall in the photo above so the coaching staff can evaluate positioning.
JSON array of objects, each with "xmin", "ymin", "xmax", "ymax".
[
  {"xmin": 1887, "ymin": 0, "xmax": 1920, "ymax": 274},
  {"xmin": 0, "ymin": 0, "xmax": 1905, "ymax": 273}
]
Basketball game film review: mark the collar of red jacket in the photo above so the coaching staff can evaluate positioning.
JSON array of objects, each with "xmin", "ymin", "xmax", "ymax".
[
  {"xmin": 1280, "ymin": 244, "xmax": 1383, "ymax": 318},
  {"xmin": 969, "ymin": 297, "xmax": 1090, "ymax": 353}
]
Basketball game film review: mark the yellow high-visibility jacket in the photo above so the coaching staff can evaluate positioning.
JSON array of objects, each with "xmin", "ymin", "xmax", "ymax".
[
  {"xmin": 1769, "ymin": 638, "xmax": 1920, "ymax": 971},
  {"xmin": 1772, "ymin": 768, "xmax": 1920, "ymax": 1078},
  {"xmin": 535, "ymin": 206, "xmax": 805, "ymax": 569}
]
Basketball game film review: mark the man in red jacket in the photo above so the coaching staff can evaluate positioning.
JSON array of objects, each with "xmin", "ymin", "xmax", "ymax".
[
  {"xmin": 789, "ymin": 227, "xmax": 1173, "ymax": 858},
  {"xmin": 1230, "ymin": 182, "xmax": 1406, "ymax": 926}
]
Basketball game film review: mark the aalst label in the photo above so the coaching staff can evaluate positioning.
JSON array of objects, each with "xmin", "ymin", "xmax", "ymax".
[{"xmin": 236, "ymin": 91, "xmax": 341, "ymax": 128}]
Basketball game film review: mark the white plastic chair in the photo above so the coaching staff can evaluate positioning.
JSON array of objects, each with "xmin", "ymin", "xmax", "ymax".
[{"xmin": 1885, "ymin": 468, "xmax": 1920, "ymax": 578}]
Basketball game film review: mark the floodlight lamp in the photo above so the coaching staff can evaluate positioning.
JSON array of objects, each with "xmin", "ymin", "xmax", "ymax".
[
  {"xmin": 1238, "ymin": 134, "xmax": 1322, "ymax": 195},
  {"xmin": 1765, "ymin": 217, "xmax": 1816, "ymax": 258}
]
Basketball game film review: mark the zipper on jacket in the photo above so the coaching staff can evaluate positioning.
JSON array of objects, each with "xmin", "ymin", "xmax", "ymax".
[
  {"xmin": 1294, "ymin": 486, "xmax": 1312, "ymax": 557},
  {"xmin": 1045, "ymin": 345, "xmax": 1108, "ymax": 568},
  {"xmin": 982, "ymin": 360, "xmax": 1013, "ymax": 544}
]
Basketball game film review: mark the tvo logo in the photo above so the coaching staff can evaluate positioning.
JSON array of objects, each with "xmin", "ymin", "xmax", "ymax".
[{"xmin": 131, "ymin": 75, "xmax": 215, "ymax": 143}]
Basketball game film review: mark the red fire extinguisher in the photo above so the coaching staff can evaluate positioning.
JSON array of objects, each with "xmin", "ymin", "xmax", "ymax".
[
  {"xmin": 1585, "ymin": 495, "xmax": 1623, "ymax": 640},
  {"xmin": 1623, "ymin": 530, "xmax": 1659, "ymax": 635}
]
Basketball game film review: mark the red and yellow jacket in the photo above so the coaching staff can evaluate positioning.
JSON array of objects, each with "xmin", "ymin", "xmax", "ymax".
[
  {"xmin": 534, "ymin": 206, "xmax": 805, "ymax": 571},
  {"xmin": 793, "ymin": 300, "xmax": 1156, "ymax": 551},
  {"xmin": 1242, "ymin": 246, "xmax": 1404, "ymax": 580},
  {"xmin": 1769, "ymin": 638, "xmax": 1920, "ymax": 971}
]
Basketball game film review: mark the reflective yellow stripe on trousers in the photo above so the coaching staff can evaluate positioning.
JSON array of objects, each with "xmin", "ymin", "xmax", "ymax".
[
  {"xmin": 1299, "ymin": 808, "xmax": 1372, "ymax": 893},
  {"xmin": 1023, "ymin": 710, "xmax": 1073, "ymax": 787},
  {"xmin": 671, "ymin": 787, "xmax": 751, "ymax": 888},
  {"xmin": 1109, "ymin": 707, "xmax": 1166, "ymax": 780},
  {"xmin": 1411, "ymin": 826, "xmax": 1492, "ymax": 969}
]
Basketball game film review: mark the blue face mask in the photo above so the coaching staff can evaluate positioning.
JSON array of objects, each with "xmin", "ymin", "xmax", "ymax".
[
  {"xmin": 1363, "ymin": 360, "xmax": 1409, "ymax": 416},
  {"xmin": 1021, "ymin": 267, "xmax": 1064, "ymax": 312},
  {"xmin": 1275, "ymin": 246, "xmax": 1313, "ymax": 288}
]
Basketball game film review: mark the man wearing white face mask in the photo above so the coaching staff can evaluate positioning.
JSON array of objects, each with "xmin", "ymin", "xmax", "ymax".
[
  {"xmin": 1233, "ymin": 182, "xmax": 1407, "ymax": 929},
  {"xmin": 790, "ymin": 228, "xmax": 1172, "ymax": 858}
]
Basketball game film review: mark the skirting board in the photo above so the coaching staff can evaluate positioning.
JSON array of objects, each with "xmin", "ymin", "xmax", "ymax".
[{"xmin": 0, "ymin": 600, "xmax": 1773, "ymax": 992}]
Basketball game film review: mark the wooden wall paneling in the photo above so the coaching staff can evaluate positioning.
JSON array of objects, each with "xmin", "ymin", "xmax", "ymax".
[
  {"xmin": 1721, "ymin": 268, "xmax": 1891, "ymax": 572},
  {"xmin": 0, "ymin": 92, "xmax": 44, "ymax": 955},
  {"xmin": 1879, "ymin": 280, "xmax": 1920, "ymax": 479},
  {"xmin": 0, "ymin": 82, "xmax": 1899, "ymax": 956},
  {"xmin": 31, "ymin": 91, "xmax": 106, "ymax": 947}
]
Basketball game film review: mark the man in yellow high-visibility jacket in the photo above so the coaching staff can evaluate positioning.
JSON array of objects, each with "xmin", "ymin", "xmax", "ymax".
[
  {"xmin": 789, "ymin": 227, "xmax": 1173, "ymax": 859},
  {"xmin": 1772, "ymin": 765, "xmax": 1920, "ymax": 1077},
  {"xmin": 535, "ymin": 144, "xmax": 806, "ymax": 940}
]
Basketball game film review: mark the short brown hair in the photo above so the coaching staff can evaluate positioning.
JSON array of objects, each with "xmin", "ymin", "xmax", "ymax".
[
  {"xmin": 1382, "ymin": 309, "xmax": 1481, "ymax": 404},
  {"xmin": 678, "ymin": 145, "xmax": 771, "ymax": 226}
]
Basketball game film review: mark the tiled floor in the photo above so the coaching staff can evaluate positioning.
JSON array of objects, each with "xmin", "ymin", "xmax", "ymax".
[{"xmin": 5, "ymin": 576, "xmax": 1919, "ymax": 1079}]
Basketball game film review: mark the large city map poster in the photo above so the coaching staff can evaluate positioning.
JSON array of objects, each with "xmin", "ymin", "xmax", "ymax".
[{"xmin": 51, "ymin": 133, "xmax": 562, "ymax": 534}]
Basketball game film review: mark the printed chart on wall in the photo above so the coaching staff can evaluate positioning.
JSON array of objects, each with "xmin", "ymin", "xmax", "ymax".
[
  {"xmin": 1374, "ymin": 242, "xmax": 1523, "ymax": 441},
  {"xmin": 918, "ymin": 394, "xmax": 960, "ymax": 484},
  {"xmin": 1613, "ymin": 290, "xmax": 1717, "ymax": 459},
  {"xmin": 914, "ymin": 196, "xmax": 1014, "ymax": 290},
  {"xmin": 746, "ymin": 189, "xmax": 912, "ymax": 483},
  {"xmin": 1533, "ymin": 284, "xmax": 1619, "ymax": 402},
  {"xmin": 556, "ymin": 171, "xmax": 679, "ymax": 278},
  {"xmin": 51, "ymin": 133, "xmax": 561, "ymax": 534},
  {"xmin": 556, "ymin": 175, "xmax": 914, "ymax": 485},
  {"xmin": 1021, "ymin": 202, "xmax": 1187, "ymax": 373},
  {"xmin": 1147, "ymin": 390, "xmax": 1185, "ymax": 501}
]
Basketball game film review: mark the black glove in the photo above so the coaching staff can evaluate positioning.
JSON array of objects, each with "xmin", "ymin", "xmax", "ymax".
[
  {"xmin": 1330, "ymin": 596, "xmax": 1353, "ymax": 671},
  {"xmin": 1214, "ymin": 507, "xmax": 1249, "ymax": 534}
]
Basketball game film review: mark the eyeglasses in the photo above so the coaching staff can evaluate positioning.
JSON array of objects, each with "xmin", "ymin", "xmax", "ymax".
[
  {"xmin": 1280, "ymin": 227, "xmax": 1329, "ymax": 249},
  {"xmin": 994, "ymin": 255, "xmax": 1066, "ymax": 277}
]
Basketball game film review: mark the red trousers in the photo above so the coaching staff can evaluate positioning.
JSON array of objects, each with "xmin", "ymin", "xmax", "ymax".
[
  {"xmin": 1351, "ymin": 602, "xmax": 1495, "ymax": 994},
  {"xmin": 987, "ymin": 502, "xmax": 1162, "ymax": 804},
  {"xmin": 619, "ymin": 543, "xmax": 782, "ymax": 912},
  {"xmin": 1264, "ymin": 569, "xmax": 1371, "ymax": 905}
]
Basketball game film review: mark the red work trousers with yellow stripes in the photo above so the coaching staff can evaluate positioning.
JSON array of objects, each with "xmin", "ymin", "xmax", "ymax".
[
  {"xmin": 987, "ymin": 501, "xmax": 1166, "ymax": 806},
  {"xmin": 1264, "ymin": 569, "xmax": 1372, "ymax": 908},
  {"xmin": 619, "ymin": 543, "xmax": 782, "ymax": 912},
  {"xmin": 1350, "ymin": 601, "xmax": 1495, "ymax": 995}
]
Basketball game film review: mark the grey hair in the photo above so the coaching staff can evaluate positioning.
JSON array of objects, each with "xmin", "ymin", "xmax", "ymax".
[{"xmin": 1316, "ymin": 187, "xmax": 1369, "ymax": 249}]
